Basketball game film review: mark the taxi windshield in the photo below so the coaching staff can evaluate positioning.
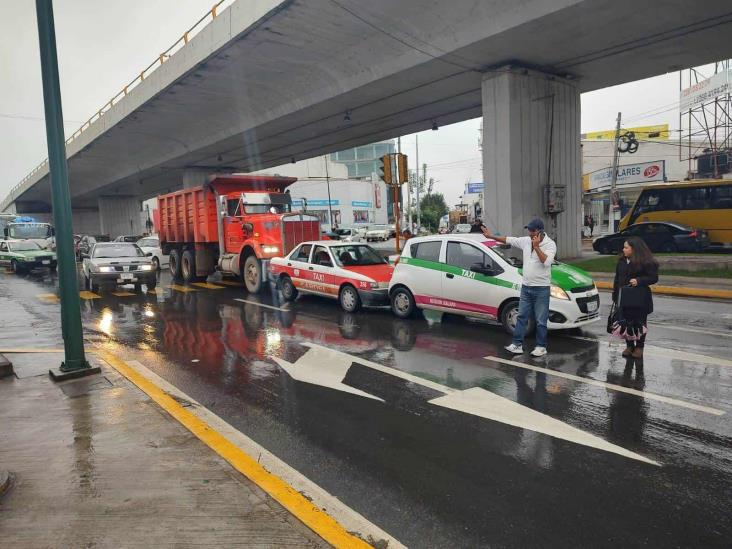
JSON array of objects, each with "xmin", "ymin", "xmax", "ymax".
[
  {"xmin": 488, "ymin": 242, "xmax": 523, "ymax": 268},
  {"xmin": 9, "ymin": 241, "xmax": 42, "ymax": 251},
  {"xmin": 332, "ymin": 245, "xmax": 386, "ymax": 266},
  {"xmin": 93, "ymin": 244, "xmax": 145, "ymax": 258}
]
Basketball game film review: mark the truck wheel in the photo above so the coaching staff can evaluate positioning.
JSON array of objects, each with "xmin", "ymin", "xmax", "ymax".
[
  {"xmin": 280, "ymin": 276, "xmax": 298, "ymax": 301},
  {"xmin": 243, "ymin": 255, "xmax": 263, "ymax": 293},
  {"xmin": 339, "ymin": 284, "xmax": 361, "ymax": 313},
  {"xmin": 181, "ymin": 250, "xmax": 197, "ymax": 283},
  {"xmin": 169, "ymin": 249, "xmax": 182, "ymax": 279}
]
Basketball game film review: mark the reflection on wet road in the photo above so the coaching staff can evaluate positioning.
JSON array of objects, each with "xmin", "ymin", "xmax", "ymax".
[{"xmin": 6, "ymin": 266, "xmax": 732, "ymax": 547}]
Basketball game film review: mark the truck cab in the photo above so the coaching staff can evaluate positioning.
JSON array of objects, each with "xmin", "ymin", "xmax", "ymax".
[{"xmin": 158, "ymin": 175, "xmax": 321, "ymax": 293}]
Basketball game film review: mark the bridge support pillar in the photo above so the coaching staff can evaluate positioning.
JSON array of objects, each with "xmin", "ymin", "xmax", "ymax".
[
  {"xmin": 481, "ymin": 67, "xmax": 582, "ymax": 258},
  {"xmin": 98, "ymin": 196, "xmax": 143, "ymax": 238},
  {"xmin": 183, "ymin": 168, "xmax": 210, "ymax": 189}
]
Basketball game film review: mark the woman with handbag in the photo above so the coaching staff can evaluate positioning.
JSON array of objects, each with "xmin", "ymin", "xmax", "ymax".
[{"xmin": 612, "ymin": 236, "xmax": 659, "ymax": 358}]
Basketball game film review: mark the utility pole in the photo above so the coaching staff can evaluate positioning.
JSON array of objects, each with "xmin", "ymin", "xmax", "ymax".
[
  {"xmin": 415, "ymin": 134, "xmax": 420, "ymax": 231},
  {"xmin": 609, "ymin": 112, "xmax": 622, "ymax": 233},
  {"xmin": 397, "ymin": 137, "xmax": 405, "ymax": 229},
  {"xmin": 36, "ymin": 0, "xmax": 97, "ymax": 380},
  {"xmin": 324, "ymin": 155, "xmax": 334, "ymax": 229}
]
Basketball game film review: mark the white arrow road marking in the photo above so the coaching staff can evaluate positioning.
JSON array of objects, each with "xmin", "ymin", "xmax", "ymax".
[
  {"xmin": 275, "ymin": 343, "xmax": 659, "ymax": 465},
  {"xmin": 272, "ymin": 346, "xmax": 384, "ymax": 402},
  {"xmin": 429, "ymin": 388, "xmax": 659, "ymax": 466}
]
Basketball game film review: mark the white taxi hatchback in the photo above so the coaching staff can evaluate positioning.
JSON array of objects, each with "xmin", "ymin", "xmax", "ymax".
[{"xmin": 389, "ymin": 234, "xmax": 600, "ymax": 334}]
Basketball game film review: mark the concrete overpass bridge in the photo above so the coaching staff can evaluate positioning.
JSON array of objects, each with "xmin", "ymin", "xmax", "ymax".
[{"xmin": 4, "ymin": 0, "xmax": 732, "ymax": 254}]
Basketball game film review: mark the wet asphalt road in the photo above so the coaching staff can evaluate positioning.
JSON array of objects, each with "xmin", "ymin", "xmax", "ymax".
[{"xmin": 2, "ymin": 266, "xmax": 732, "ymax": 548}]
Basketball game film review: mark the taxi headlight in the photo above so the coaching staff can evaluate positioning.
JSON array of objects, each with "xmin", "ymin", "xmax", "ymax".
[
  {"xmin": 97, "ymin": 266, "xmax": 114, "ymax": 273},
  {"xmin": 550, "ymin": 285, "xmax": 570, "ymax": 300},
  {"xmin": 262, "ymin": 245, "xmax": 279, "ymax": 254},
  {"xmin": 369, "ymin": 281, "xmax": 378, "ymax": 289}
]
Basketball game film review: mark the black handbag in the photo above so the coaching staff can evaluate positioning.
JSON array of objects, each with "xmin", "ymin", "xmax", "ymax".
[{"xmin": 619, "ymin": 285, "xmax": 646, "ymax": 314}]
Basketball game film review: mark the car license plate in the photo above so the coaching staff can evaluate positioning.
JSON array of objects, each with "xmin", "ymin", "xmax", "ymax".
[
  {"xmin": 42, "ymin": 260, "xmax": 50, "ymax": 265},
  {"xmin": 121, "ymin": 273, "xmax": 134, "ymax": 280},
  {"xmin": 587, "ymin": 300, "xmax": 598, "ymax": 312}
]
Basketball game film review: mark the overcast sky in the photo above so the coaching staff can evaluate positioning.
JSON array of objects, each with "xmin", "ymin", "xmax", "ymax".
[{"xmin": 0, "ymin": 1, "xmax": 697, "ymax": 208}]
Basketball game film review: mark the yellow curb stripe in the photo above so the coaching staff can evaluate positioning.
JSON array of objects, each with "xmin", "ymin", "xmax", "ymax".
[
  {"xmin": 111, "ymin": 291, "xmax": 136, "ymax": 297},
  {"xmin": 595, "ymin": 281, "xmax": 732, "ymax": 300},
  {"xmin": 37, "ymin": 293, "xmax": 60, "ymax": 303},
  {"xmin": 97, "ymin": 350, "xmax": 371, "ymax": 549},
  {"xmin": 79, "ymin": 291, "xmax": 101, "ymax": 299}
]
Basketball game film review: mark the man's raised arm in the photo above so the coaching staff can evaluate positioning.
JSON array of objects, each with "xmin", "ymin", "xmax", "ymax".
[{"xmin": 481, "ymin": 225, "xmax": 508, "ymax": 244}]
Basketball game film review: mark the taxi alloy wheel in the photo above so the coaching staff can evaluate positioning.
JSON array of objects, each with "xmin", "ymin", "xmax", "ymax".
[
  {"xmin": 10, "ymin": 260, "xmax": 21, "ymax": 274},
  {"xmin": 501, "ymin": 301, "xmax": 535, "ymax": 336},
  {"xmin": 339, "ymin": 285, "xmax": 361, "ymax": 313},
  {"xmin": 280, "ymin": 276, "xmax": 298, "ymax": 301},
  {"xmin": 391, "ymin": 287, "xmax": 415, "ymax": 319}
]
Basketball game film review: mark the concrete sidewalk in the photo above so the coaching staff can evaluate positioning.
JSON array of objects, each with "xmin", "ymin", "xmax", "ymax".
[
  {"xmin": 0, "ymin": 351, "xmax": 329, "ymax": 548},
  {"xmin": 590, "ymin": 272, "xmax": 732, "ymax": 299}
]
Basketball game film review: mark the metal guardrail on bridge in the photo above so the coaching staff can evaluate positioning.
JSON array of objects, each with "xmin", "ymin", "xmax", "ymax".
[{"xmin": 1, "ymin": 0, "xmax": 235, "ymax": 212}]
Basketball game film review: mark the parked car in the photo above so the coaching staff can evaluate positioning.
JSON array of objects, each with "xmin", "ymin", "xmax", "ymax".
[
  {"xmin": 453, "ymin": 223, "xmax": 472, "ymax": 234},
  {"xmin": 334, "ymin": 227, "xmax": 364, "ymax": 242},
  {"xmin": 592, "ymin": 222, "xmax": 710, "ymax": 255},
  {"xmin": 136, "ymin": 235, "xmax": 169, "ymax": 270},
  {"xmin": 366, "ymin": 225, "xmax": 390, "ymax": 242},
  {"xmin": 0, "ymin": 240, "xmax": 57, "ymax": 273},
  {"xmin": 388, "ymin": 224, "xmax": 397, "ymax": 238},
  {"xmin": 270, "ymin": 241, "xmax": 393, "ymax": 312},
  {"xmin": 114, "ymin": 235, "xmax": 143, "ymax": 243},
  {"xmin": 82, "ymin": 242, "xmax": 156, "ymax": 292},
  {"xmin": 77, "ymin": 235, "xmax": 110, "ymax": 259},
  {"xmin": 389, "ymin": 233, "xmax": 600, "ymax": 334}
]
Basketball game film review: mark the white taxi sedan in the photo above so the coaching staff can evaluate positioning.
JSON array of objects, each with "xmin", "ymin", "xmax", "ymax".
[
  {"xmin": 270, "ymin": 241, "xmax": 394, "ymax": 312},
  {"xmin": 389, "ymin": 234, "xmax": 600, "ymax": 334}
]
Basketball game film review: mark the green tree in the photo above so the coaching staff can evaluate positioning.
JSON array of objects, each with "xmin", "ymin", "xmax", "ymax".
[{"xmin": 419, "ymin": 193, "xmax": 448, "ymax": 232}]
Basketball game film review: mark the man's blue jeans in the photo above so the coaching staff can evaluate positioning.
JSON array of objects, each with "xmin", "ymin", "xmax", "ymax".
[{"xmin": 513, "ymin": 285, "xmax": 550, "ymax": 348}]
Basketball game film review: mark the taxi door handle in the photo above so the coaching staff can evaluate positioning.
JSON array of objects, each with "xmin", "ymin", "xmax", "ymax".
[
  {"xmin": 446, "ymin": 273, "xmax": 454, "ymax": 279},
  {"xmin": 308, "ymin": 267, "xmax": 314, "ymax": 270},
  {"xmin": 287, "ymin": 263, "xmax": 292, "ymax": 266}
]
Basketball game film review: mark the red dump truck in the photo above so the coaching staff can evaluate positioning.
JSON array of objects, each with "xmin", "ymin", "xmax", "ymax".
[{"xmin": 158, "ymin": 174, "xmax": 321, "ymax": 293}]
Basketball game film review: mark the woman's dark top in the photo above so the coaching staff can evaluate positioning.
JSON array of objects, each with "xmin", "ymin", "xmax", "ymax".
[{"xmin": 612, "ymin": 258, "xmax": 659, "ymax": 315}]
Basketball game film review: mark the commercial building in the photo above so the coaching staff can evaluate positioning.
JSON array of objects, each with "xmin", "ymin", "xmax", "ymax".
[{"xmin": 254, "ymin": 156, "xmax": 388, "ymax": 230}]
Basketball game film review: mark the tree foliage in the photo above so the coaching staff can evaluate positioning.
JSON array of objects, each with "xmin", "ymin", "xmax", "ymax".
[{"xmin": 419, "ymin": 193, "xmax": 448, "ymax": 232}]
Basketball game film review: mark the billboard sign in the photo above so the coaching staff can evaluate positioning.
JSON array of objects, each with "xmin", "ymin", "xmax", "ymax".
[
  {"xmin": 680, "ymin": 69, "xmax": 732, "ymax": 111},
  {"xmin": 584, "ymin": 160, "xmax": 666, "ymax": 192},
  {"xmin": 582, "ymin": 124, "xmax": 669, "ymax": 140},
  {"xmin": 466, "ymin": 182, "xmax": 484, "ymax": 194}
]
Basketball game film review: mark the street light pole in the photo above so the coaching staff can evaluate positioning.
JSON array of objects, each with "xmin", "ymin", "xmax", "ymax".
[{"xmin": 35, "ymin": 0, "xmax": 96, "ymax": 379}]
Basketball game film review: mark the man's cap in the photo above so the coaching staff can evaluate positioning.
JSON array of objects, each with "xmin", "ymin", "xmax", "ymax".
[{"xmin": 524, "ymin": 218, "xmax": 544, "ymax": 231}]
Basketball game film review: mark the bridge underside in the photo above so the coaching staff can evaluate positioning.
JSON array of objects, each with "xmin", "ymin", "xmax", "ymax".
[{"xmin": 6, "ymin": 0, "xmax": 732, "ymax": 246}]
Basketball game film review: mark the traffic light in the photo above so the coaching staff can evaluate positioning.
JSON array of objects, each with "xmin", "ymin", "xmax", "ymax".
[
  {"xmin": 396, "ymin": 153, "xmax": 408, "ymax": 184},
  {"xmin": 379, "ymin": 154, "xmax": 393, "ymax": 184}
]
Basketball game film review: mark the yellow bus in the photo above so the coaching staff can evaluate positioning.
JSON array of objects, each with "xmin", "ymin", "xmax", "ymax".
[{"xmin": 619, "ymin": 179, "xmax": 732, "ymax": 248}]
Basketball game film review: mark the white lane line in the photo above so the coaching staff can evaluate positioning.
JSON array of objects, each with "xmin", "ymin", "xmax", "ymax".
[
  {"xmin": 124, "ymin": 359, "xmax": 405, "ymax": 548},
  {"xmin": 483, "ymin": 355, "xmax": 725, "ymax": 416},
  {"xmin": 561, "ymin": 334, "xmax": 732, "ymax": 370},
  {"xmin": 234, "ymin": 298, "xmax": 290, "ymax": 312},
  {"xmin": 647, "ymin": 322, "xmax": 732, "ymax": 339}
]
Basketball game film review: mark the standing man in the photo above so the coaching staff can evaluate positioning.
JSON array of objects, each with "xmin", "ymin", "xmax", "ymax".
[{"xmin": 481, "ymin": 218, "xmax": 556, "ymax": 357}]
